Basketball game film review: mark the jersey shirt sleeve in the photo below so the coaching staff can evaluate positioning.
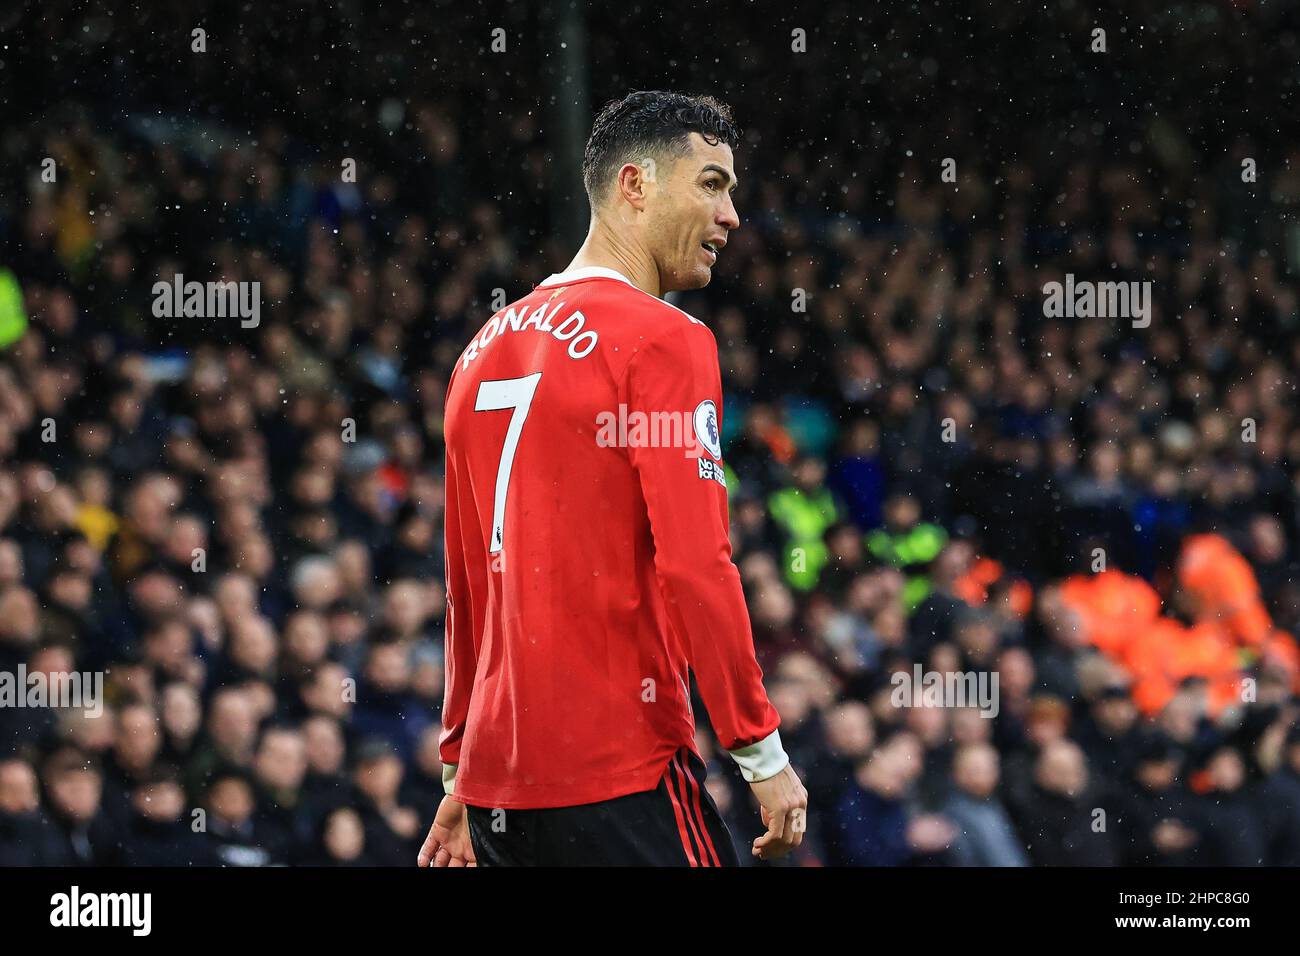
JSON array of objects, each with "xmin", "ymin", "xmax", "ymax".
[
  {"xmin": 621, "ymin": 322, "xmax": 788, "ymax": 783},
  {"xmin": 439, "ymin": 410, "xmax": 476, "ymax": 797}
]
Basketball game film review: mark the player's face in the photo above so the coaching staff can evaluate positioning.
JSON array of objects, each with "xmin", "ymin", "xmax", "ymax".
[{"xmin": 651, "ymin": 133, "xmax": 740, "ymax": 292}]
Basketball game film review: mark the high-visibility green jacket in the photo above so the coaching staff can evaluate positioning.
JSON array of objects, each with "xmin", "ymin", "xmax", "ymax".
[
  {"xmin": 866, "ymin": 522, "xmax": 948, "ymax": 611},
  {"xmin": 767, "ymin": 486, "xmax": 840, "ymax": 591}
]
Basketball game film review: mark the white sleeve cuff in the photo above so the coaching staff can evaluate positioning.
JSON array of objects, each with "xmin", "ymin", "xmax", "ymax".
[
  {"xmin": 442, "ymin": 763, "xmax": 457, "ymax": 796},
  {"xmin": 727, "ymin": 729, "xmax": 789, "ymax": 782}
]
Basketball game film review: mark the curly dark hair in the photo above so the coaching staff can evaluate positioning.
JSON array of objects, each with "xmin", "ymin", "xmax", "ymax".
[{"xmin": 581, "ymin": 90, "xmax": 741, "ymax": 208}]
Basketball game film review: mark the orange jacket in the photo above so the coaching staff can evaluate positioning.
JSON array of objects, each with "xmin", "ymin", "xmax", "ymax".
[
  {"xmin": 1124, "ymin": 618, "xmax": 1243, "ymax": 716},
  {"xmin": 955, "ymin": 557, "xmax": 1033, "ymax": 617},
  {"xmin": 1059, "ymin": 570, "xmax": 1162, "ymax": 660},
  {"xmin": 1177, "ymin": 533, "xmax": 1270, "ymax": 646}
]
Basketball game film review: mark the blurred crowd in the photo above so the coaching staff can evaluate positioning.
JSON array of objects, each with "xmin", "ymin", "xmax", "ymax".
[{"xmin": 4, "ymin": 0, "xmax": 1300, "ymax": 866}]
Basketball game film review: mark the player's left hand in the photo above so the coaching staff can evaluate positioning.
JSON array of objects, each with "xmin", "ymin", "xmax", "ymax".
[
  {"xmin": 748, "ymin": 762, "xmax": 808, "ymax": 862},
  {"xmin": 417, "ymin": 795, "xmax": 477, "ymax": 867}
]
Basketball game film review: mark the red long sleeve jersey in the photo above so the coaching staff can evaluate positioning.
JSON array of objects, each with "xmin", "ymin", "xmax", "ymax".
[{"xmin": 440, "ymin": 266, "xmax": 782, "ymax": 809}]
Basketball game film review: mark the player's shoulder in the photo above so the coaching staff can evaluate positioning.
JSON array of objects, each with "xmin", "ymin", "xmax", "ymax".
[{"xmin": 537, "ymin": 266, "xmax": 714, "ymax": 341}]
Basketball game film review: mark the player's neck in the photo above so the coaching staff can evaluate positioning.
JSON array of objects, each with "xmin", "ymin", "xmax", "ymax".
[{"xmin": 565, "ymin": 226, "xmax": 662, "ymax": 298}]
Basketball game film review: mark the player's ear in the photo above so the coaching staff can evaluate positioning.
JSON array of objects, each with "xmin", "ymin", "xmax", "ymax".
[{"xmin": 616, "ymin": 160, "xmax": 651, "ymax": 210}]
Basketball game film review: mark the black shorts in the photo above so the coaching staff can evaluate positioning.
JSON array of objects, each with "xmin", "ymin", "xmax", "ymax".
[{"xmin": 465, "ymin": 748, "xmax": 740, "ymax": 866}]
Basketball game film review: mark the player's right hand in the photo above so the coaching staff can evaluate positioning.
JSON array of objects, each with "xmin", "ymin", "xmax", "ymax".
[
  {"xmin": 417, "ymin": 795, "xmax": 477, "ymax": 867},
  {"xmin": 748, "ymin": 763, "xmax": 808, "ymax": 862}
]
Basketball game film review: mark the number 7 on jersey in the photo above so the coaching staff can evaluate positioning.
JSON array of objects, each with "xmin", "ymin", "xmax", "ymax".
[{"xmin": 474, "ymin": 372, "xmax": 542, "ymax": 554}]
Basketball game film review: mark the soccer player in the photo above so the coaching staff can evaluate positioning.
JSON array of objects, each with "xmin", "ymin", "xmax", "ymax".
[{"xmin": 418, "ymin": 90, "xmax": 807, "ymax": 867}]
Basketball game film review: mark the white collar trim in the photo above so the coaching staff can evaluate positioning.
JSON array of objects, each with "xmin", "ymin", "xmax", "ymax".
[{"xmin": 538, "ymin": 265, "xmax": 635, "ymax": 288}]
